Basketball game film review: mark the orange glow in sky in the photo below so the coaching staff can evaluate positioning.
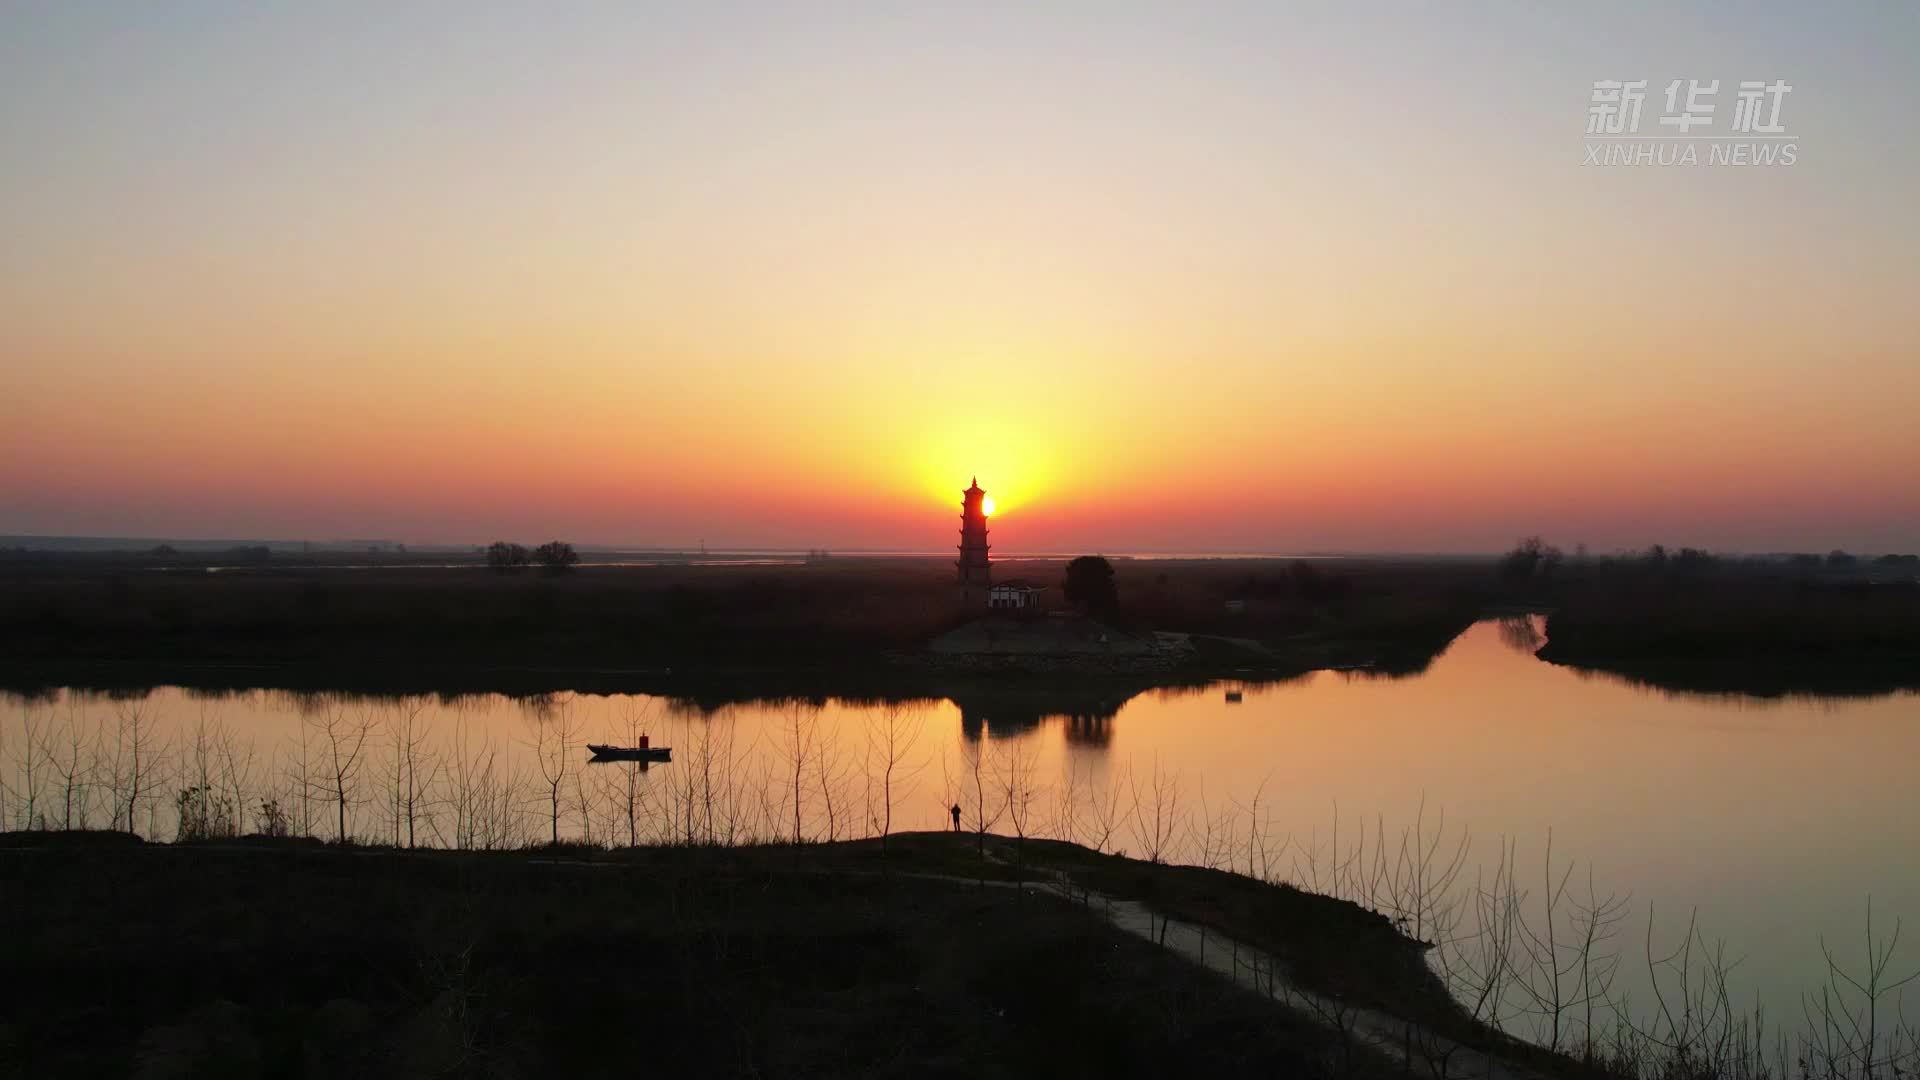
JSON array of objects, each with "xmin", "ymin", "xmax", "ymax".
[{"xmin": 1, "ymin": 8, "xmax": 1916, "ymax": 552}]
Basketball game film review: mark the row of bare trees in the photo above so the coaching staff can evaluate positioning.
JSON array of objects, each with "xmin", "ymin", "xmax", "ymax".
[
  {"xmin": 3, "ymin": 693, "xmax": 1223, "ymax": 858},
  {"xmin": 1, "ymin": 699, "xmax": 531, "ymax": 846}
]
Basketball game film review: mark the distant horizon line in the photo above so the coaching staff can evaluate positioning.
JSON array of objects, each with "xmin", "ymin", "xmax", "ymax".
[{"xmin": 2, "ymin": 533, "xmax": 1908, "ymax": 561}]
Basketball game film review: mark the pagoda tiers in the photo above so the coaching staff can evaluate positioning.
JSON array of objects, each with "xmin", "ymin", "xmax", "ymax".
[{"xmin": 957, "ymin": 477, "xmax": 991, "ymax": 605}]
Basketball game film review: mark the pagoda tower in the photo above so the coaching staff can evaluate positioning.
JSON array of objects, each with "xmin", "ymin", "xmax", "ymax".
[{"xmin": 957, "ymin": 477, "xmax": 991, "ymax": 605}]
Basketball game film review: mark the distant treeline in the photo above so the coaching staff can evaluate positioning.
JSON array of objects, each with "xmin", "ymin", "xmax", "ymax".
[
  {"xmin": 1477, "ymin": 537, "xmax": 1920, "ymax": 691},
  {"xmin": 0, "ymin": 560, "xmax": 979, "ymax": 674},
  {"xmin": 1495, "ymin": 536, "xmax": 1918, "ymax": 584}
]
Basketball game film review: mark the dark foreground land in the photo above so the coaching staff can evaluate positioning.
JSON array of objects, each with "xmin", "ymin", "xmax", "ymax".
[
  {"xmin": 2, "ymin": 547, "xmax": 1917, "ymax": 700},
  {"xmin": 1, "ymin": 830, "xmax": 1481, "ymax": 1080}
]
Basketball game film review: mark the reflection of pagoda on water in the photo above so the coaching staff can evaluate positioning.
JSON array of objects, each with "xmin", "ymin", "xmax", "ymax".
[
  {"xmin": 949, "ymin": 684, "xmax": 1140, "ymax": 748},
  {"xmin": 1060, "ymin": 712, "xmax": 1113, "ymax": 747},
  {"xmin": 956, "ymin": 703, "xmax": 1121, "ymax": 745},
  {"xmin": 955, "ymin": 705, "xmax": 1114, "ymax": 748}
]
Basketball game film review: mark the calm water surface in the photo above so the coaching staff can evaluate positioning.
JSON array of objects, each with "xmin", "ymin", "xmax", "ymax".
[{"xmin": 6, "ymin": 619, "xmax": 1916, "ymax": 1034}]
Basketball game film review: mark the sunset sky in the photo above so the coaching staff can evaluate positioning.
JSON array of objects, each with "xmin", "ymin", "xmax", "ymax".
[{"xmin": 3, "ymin": 4, "xmax": 1916, "ymax": 553}]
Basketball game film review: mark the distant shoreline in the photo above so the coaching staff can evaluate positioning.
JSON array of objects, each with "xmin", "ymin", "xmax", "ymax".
[
  {"xmin": 10, "ymin": 628, "xmax": 1918, "ymax": 706},
  {"xmin": 5, "ymin": 554, "xmax": 1915, "ymax": 703},
  {"xmin": 1534, "ymin": 646, "xmax": 1920, "ymax": 699}
]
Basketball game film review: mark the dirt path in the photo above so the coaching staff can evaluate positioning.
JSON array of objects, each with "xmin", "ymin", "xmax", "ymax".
[{"xmin": 907, "ymin": 865, "xmax": 1549, "ymax": 1080}]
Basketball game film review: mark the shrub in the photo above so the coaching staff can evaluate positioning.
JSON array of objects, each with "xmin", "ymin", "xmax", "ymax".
[
  {"xmin": 174, "ymin": 784, "xmax": 239, "ymax": 842},
  {"xmin": 485, "ymin": 541, "xmax": 531, "ymax": 574},
  {"xmin": 1063, "ymin": 555, "xmax": 1118, "ymax": 615},
  {"xmin": 255, "ymin": 798, "xmax": 291, "ymax": 838},
  {"xmin": 535, "ymin": 540, "xmax": 579, "ymax": 574}
]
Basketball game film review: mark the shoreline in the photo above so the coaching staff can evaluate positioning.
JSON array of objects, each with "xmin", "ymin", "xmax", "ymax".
[
  {"xmin": 6, "ymin": 554, "xmax": 1916, "ymax": 702},
  {"xmin": 0, "ymin": 611, "xmax": 1477, "ymax": 703},
  {"xmin": 1533, "ymin": 645, "xmax": 1920, "ymax": 699},
  {"xmin": 9, "ymin": 612, "xmax": 1919, "ymax": 703},
  {"xmin": 0, "ymin": 828, "xmax": 1561, "ymax": 1078}
]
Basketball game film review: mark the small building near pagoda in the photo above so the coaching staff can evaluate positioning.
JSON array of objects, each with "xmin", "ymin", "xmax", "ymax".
[{"xmin": 987, "ymin": 580, "xmax": 1045, "ymax": 611}]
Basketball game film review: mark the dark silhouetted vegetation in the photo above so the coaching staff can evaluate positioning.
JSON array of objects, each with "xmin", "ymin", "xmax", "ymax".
[
  {"xmin": 6, "ymin": 821, "xmax": 1914, "ymax": 1080},
  {"xmin": 534, "ymin": 539, "xmax": 579, "ymax": 574},
  {"xmin": 1498, "ymin": 536, "xmax": 1564, "ymax": 583},
  {"xmin": 484, "ymin": 541, "xmax": 530, "ymax": 573},
  {"xmin": 1063, "ymin": 555, "xmax": 1118, "ymax": 616},
  {"xmin": 0, "ymin": 831, "xmax": 1408, "ymax": 1079},
  {"xmin": 1484, "ymin": 538, "xmax": 1920, "ymax": 695},
  {"xmin": 1, "ymin": 546, "xmax": 1914, "ymax": 700},
  {"xmin": 0, "ymin": 556, "xmax": 1496, "ymax": 694},
  {"xmin": 172, "ymin": 783, "xmax": 238, "ymax": 841}
]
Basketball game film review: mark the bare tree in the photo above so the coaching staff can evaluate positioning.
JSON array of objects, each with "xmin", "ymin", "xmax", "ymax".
[
  {"xmin": 286, "ymin": 708, "xmax": 317, "ymax": 838},
  {"xmin": 605, "ymin": 700, "xmax": 657, "ymax": 847},
  {"xmin": 1083, "ymin": 762, "xmax": 1129, "ymax": 855},
  {"xmin": 664, "ymin": 709, "xmax": 747, "ymax": 846},
  {"xmin": 444, "ymin": 707, "xmax": 534, "ymax": 850},
  {"xmin": 1801, "ymin": 902, "xmax": 1920, "ymax": 1080},
  {"xmin": 175, "ymin": 708, "xmax": 241, "ymax": 840},
  {"xmin": 311, "ymin": 704, "xmax": 374, "ymax": 842},
  {"xmin": 1233, "ymin": 775, "xmax": 1287, "ymax": 882},
  {"xmin": 383, "ymin": 700, "xmax": 437, "ymax": 848},
  {"xmin": 1512, "ymin": 832, "xmax": 1630, "ymax": 1054},
  {"xmin": 103, "ymin": 702, "xmax": 166, "ymax": 836},
  {"xmin": 959, "ymin": 736, "xmax": 1004, "ymax": 860},
  {"xmin": 811, "ymin": 709, "xmax": 853, "ymax": 842},
  {"xmin": 1184, "ymin": 783, "xmax": 1238, "ymax": 870},
  {"xmin": 8, "ymin": 704, "xmax": 47, "ymax": 829},
  {"xmin": 1126, "ymin": 756, "xmax": 1182, "ymax": 863},
  {"xmin": 1000, "ymin": 740, "xmax": 1039, "ymax": 839},
  {"xmin": 771, "ymin": 702, "xmax": 820, "ymax": 844},
  {"xmin": 568, "ymin": 765, "xmax": 599, "ymax": 847},
  {"xmin": 1050, "ymin": 757, "xmax": 1085, "ymax": 846},
  {"xmin": 447, "ymin": 705, "xmax": 493, "ymax": 850},
  {"xmin": 863, "ymin": 703, "xmax": 926, "ymax": 853},
  {"xmin": 522, "ymin": 694, "xmax": 583, "ymax": 846},
  {"xmin": 1571, "ymin": 867, "xmax": 1629, "ymax": 1064},
  {"xmin": 45, "ymin": 703, "xmax": 97, "ymax": 830},
  {"xmin": 214, "ymin": 714, "xmax": 257, "ymax": 838},
  {"xmin": 0, "ymin": 708, "xmax": 11, "ymax": 831}
]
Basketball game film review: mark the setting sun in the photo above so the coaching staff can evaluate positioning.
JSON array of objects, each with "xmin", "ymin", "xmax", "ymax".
[{"xmin": 981, "ymin": 496, "xmax": 996, "ymax": 517}]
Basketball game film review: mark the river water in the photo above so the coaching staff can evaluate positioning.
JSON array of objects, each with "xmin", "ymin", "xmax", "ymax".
[{"xmin": 4, "ymin": 618, "xmax": 1916, "ymax": 1043}]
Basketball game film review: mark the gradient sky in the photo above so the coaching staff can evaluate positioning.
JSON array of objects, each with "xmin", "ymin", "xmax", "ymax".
[{"xmin": 3, "ymin": 3, "xmax": 1916, "ymax": 552}]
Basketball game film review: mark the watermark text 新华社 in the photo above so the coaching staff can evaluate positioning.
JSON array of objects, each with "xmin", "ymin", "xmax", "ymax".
[{"xmin": 1585, "ymin": 79, "xmax": 1796, "ymax": 166}]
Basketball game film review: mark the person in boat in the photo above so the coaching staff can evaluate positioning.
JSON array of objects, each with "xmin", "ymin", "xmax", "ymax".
[{"xmin": 949, "ymin": 803, "xmax": 962, "ymax": 832}]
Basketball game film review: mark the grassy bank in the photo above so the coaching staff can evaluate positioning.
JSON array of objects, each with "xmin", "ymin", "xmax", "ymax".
[
  {"xmin": 6, "ymin": 825, "xmax": 1913, "ymax": 1079},
  {"xmin": 0, "ymin": 829, "xmax": 1422, "ymax": 1079}
]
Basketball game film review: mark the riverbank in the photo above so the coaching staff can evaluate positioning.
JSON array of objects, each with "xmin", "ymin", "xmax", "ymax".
[
  {"xmin": 1534, "ymin": 579, "xmax": 1920, "ymax": 697},
  {"xmin": 6, "ymin": 552, "xmax": 1917, "ymax": 702},
  {"xmin": 0, "ymin": 828, "xmax": 1580, "ymax": 1079},
  {"xmin": 0, "ymin": 555, "xmax": 1486, "ymax": 700}
]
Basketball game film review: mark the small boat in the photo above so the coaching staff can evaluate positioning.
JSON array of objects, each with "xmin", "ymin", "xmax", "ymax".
[{"xmin": 587, "ymin": 743, "xmax": 672, "ymax": 763}]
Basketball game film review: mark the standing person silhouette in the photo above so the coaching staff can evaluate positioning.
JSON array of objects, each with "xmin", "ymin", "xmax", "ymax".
[{"xmin": 949, "ymin": 803, "xmax": 962, "ymax": 832}]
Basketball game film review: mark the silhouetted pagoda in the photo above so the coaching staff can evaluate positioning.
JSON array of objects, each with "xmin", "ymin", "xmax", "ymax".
[{"xmin": 957, "ymin": 477, "xmax": 990, "ymax": 605}]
